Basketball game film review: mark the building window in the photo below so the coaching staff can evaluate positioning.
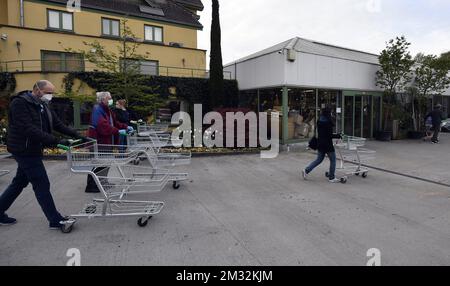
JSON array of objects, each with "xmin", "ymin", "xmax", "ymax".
[
  {"xmin": 47, "ymin": 9, "xmax": 73, "ymax": 31},
  {"xmin": 42, "ymin": 51, "xmax": 84, "ymax": 72},
  {"xmin": 121, "ymin": 59, "xmax": 159, "ymax": 76},
  {"xmin": 144, "ymin": 25, "xmax": 163, "ymax": 43},
  {"xmin": 102, "ymin": 18, "xmax": 120, "ymax": 37}
]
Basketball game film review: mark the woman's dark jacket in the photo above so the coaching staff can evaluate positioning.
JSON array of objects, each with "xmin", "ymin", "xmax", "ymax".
[
  {"xmin": 114, "ymin": 108, "xmax": 130, "ymax": 125},
  {"xmin": 317, "ymin": 115, "xmax": 341, "ymax": 153},
  {"xmin": 7, "ymin": 91, "xmax": 79, "ymax": 156}
]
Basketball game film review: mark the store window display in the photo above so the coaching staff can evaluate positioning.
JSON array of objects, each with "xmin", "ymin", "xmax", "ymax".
[{"xmin": 288, "ymin": 89, "xmax": 316, "ymax": 140}]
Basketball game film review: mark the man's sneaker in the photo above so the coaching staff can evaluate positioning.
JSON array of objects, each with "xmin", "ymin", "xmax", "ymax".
[
  {"xmin": 329, "ymin": 178, "xmax": 341, "ymax": 183},
  {"xmin": 49, "ymin": 217, "xmax": 74, "ymax": 230},
  {"xmin": 0, "ymin": 214, "xmax": 17, "ymax": 226},
  {"xmin": 432, "ymin": 140, "xmax": 438, "ymax": 144},
  {"xmin": 301, "ymin": 169, "xmax": 308, "ymax": 180}
]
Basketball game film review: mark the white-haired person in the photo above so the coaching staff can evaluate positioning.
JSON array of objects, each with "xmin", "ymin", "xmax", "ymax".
[{"xmin": 85, "ymin": 92, "xmax": 131, "ymax": 193}]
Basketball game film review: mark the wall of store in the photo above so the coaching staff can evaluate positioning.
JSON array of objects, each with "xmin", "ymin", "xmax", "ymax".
[
  {"xmin": 226, "ymin": 49, "xmax": 383, "ymax": 93},
  {"xmin": 285, "ymin": 52, "xmax": 382, "ymax": 92},
  {"xmin": 224, "ymin": 53, "xmax": 286, "ymax": 90}
]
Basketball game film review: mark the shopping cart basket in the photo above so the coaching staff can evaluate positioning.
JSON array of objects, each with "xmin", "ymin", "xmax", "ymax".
[
  {"xmin": 58, "ymin": 140, "xmax": 168, "ymax": 233},
  {"xmin": 137, "ymin": 122, "xmax": 170, "ymax": 137},
  {"xmin": 332, "ymin": 135, "xmax": 376, "ymax": 183}
]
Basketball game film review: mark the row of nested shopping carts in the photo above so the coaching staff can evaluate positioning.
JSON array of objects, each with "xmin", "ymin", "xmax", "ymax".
[
  {"xmin": 330, "ymin": 135, "xmax": 377, "ymax": 184},
  {"xmin": 59, "ymin": 122, "xmax": 191, "ymax": 233}
]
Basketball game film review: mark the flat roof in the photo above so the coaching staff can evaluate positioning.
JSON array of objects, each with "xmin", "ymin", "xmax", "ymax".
[{"xmin": 225, "ymin": 37, "xmax": 380, "ymax": 66}]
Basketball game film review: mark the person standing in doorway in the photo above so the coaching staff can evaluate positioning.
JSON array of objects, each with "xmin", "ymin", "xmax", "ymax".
[
  {"xmin": 0, "ymin": 80, "xmax": 85, "ymax": 229},
  {"xmin": 302, "ymin": 107, "xmax": 342, "ymax": 183},
  {"xmin": 426, "ymin": 104, "xmax": 444, "ymax": 144}
]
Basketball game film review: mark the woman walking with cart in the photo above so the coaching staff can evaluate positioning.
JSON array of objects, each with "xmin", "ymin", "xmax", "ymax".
[
  {"xmin": 302, "ymin": 107, "xmax": 342, "ymax": 183},
  {"xmin": 85, "ymin": 92, "xmax": 131, "ymax": 193}
]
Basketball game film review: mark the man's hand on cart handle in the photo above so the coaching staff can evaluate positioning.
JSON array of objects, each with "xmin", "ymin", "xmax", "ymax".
[{"xmin": 57, "ymin": 139, "xmax": 82, "ymax": 151}]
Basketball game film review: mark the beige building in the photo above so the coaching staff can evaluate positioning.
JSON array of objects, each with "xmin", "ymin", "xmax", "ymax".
[{"xmin": 0, "ymin": 0, "xmax": 206, "ymax": 93}]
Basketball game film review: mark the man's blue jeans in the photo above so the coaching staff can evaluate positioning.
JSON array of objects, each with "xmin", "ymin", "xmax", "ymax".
[
  {"xmin": 0, "ymin": 156, "xmax": 63, "ymax": 224},
  {"xmin": 305, "ymin": 152, "xmax": 337, "ymax": 180}
]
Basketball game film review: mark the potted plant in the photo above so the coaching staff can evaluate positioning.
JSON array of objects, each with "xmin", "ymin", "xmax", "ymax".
[
  {"xmin": 408, "ymin": 54, "xmax": 450, "ymax": 139},
  {"xmin": 375, "ymin": 36, "xmax": 415, "ymax": 141}
]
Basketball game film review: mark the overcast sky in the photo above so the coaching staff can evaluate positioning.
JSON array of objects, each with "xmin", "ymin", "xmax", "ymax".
[{"xmin": 198, "ymin": 0, "xmax": 450, "ymax": 66}]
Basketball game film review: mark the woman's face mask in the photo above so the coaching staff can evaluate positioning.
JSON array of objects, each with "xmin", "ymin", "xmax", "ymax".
[{"xmin": 108, "ymin": 99, "xmax": 114, "ymax": 107}]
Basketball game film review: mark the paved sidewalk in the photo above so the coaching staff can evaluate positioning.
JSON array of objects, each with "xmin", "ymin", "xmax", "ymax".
[
  {"xmin": 364, "ymin": 133, "xmax": 450, "ymax": 185},
  {"xmin": 0, "ymin": 137, "xmax": 449, "ymax": 266}
]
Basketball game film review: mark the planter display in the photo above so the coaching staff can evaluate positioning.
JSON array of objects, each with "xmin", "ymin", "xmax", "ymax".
[
  {"xmin": 407, "ymin": 131, "xmax": 425, "ymax": 140},
  {"xmin": 375, "ymin": 131, "xmax": 392, "ymax": 141}
]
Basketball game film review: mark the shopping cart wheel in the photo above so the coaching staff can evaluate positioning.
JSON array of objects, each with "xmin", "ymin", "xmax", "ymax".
[
  {"xmin": 137, "ymin": 217, "xmax": 152, "ymax": 227},
  {"xmin": 172, "ymin": 181, "xmax": 181, "ymax": 190},
  {"xmin": 355, "ymin": 173, "xmax": 360, "ymax": 176},
  {"xmin": 362, "ymin": 172, "xmax": 368, "ymax": 178},
  {"xmin": 133, "ymin": 159, "xmax": 140, "ymax": 166},
  {"xmin": 325, "ymin": 172, "xmax": 329, "ymax": 178},
  {"xmin": 340, "ymin": 177, "xmax": 348, "ymax": 184}
]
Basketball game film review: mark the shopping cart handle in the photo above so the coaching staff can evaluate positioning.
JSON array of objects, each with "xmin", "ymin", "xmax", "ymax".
[
  {"xmin": 57, "ymin": 139, "xmax": 83, "ymax": 151},
  {"xmin": 71, "ymin": 139, "xmax": 82, "ymax": 145},
  {"xmin": 57, "ymin": 144, "xmax": 70, "ymax": 151}
]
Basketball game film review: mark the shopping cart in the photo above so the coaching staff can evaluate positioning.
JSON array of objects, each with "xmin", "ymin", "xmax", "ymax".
[
  {"xmin": 130, "ymin": 130, "xmax": 184, "ymax": 153},
  {"xmin": 128, "ymin": 135, "xmax": 190, "ymax": 189},
  {"xmin": 0, "ymin": 146, "xmax": 11, "ymax": 178},
  {"xmin": 137, "ymin": 122, "xmax": 170, "ymax": 137},
  {"xmin": 332, "ymin": 135, "xmax": 376, "ymax": 184},
  {"xmin": 59, "ymin": 140, "xmax": 168, "ymax": 233}
]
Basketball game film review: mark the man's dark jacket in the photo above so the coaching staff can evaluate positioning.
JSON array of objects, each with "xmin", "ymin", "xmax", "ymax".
[
  {"xmin": 426, "ymin": 109, "xmax": 444, "ymax": 128},
  {"xmin": 7, "ymin": 91, "xmax": 79, "ymax": 156}
]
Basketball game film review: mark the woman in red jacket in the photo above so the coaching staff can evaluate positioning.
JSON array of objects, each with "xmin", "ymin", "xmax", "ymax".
[{"xmin": 85, "ymin": 92, "xmax": 130, "ymax": 193}]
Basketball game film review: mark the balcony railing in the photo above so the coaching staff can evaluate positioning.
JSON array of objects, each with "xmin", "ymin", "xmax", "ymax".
[{"xmin": 0, "ymin": 59, "xmax": 233, "ymax": 80}]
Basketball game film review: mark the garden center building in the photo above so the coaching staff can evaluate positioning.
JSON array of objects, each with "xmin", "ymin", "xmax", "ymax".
[{"xmin": 224, "ymin": 37, "xmax": 450, "ymax": 144}]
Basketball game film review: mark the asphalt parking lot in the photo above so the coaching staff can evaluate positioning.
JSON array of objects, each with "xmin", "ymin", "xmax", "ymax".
[{"xmin": 0, "ymin": 135, "xmax": 449, "ymax": 266}]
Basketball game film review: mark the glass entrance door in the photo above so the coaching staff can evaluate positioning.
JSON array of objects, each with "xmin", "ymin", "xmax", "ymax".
[
  {"xmin": 344, "ymin": 96, "xmax": 354, "ymax": 136},
  {"xmin": 362, "ymin": 95, "xmax": 372, "ymax": 138},
  {"xmin": 343, "ymin": 94, "xmax": 379, "ymax": 138}
]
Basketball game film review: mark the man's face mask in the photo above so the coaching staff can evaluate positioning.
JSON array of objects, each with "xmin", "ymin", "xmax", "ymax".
[
  {"xmin": 41, "ymin": 93, "xmax": 53, "ymax": 103},
  {"xmin": 36, "ymin": 83, "xmax": 54, "ymax": 103}
]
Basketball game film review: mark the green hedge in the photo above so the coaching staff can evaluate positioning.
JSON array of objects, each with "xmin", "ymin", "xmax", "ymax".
[
  {"xmin": 0, "ymin": 73, "xmax": 17, "ymax": 119},
  {"xmin": 0, "ymin": 72, "xmax": 16, "ymax": 93},
  {"xmin": 64, "ymin": 72, "xmax": 239, "ymax": 112}
]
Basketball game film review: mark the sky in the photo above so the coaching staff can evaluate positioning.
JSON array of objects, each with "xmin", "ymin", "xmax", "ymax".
[{"xmin": 198, "ymin": 0, "xmax": 450, "ymax": 66}]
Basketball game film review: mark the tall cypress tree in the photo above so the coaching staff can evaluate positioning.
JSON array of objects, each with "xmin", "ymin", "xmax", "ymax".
[{"xmin": 209, "ymin": 0, "xmax": 224, "ymax": 109}]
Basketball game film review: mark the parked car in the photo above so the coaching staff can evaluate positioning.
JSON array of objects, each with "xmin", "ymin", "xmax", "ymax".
[{"xmin": 442, "ymin": 119, "xmax": 450, "ymax": 133}]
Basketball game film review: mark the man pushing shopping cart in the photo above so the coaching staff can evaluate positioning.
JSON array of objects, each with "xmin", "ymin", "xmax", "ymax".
[{"xmin": 0, "ymin": 80, "xmax": 88, "ymax": 230}]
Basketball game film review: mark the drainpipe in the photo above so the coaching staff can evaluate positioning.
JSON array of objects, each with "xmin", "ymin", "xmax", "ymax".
[{"xmin": 20, "ymin": 0, "xmax": 25, "ymax": 27}]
